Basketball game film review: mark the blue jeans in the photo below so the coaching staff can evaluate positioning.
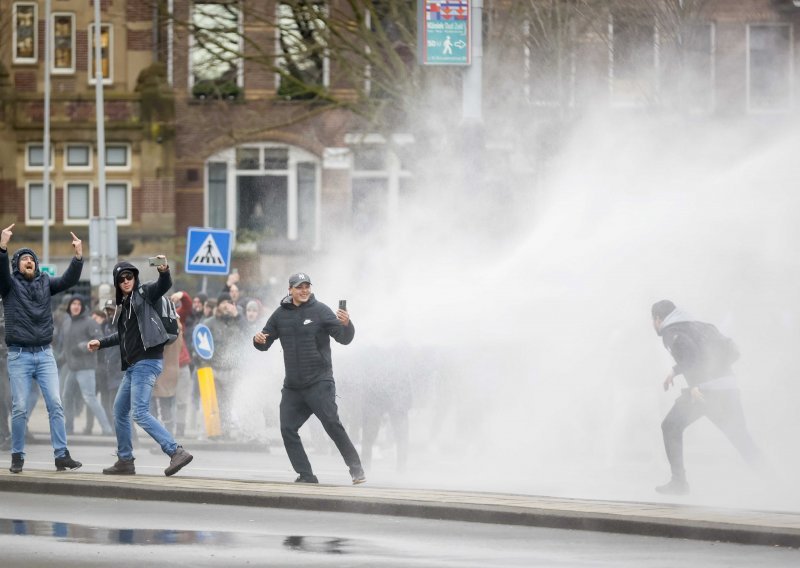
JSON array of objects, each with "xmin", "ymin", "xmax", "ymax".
[
  {"xmin": 7, "ymin": 346, "xmax": 68, "ymax": 458},
  {"xmin": 64, "ymin": 369, "xmax": 113, "ymax": 435},
  {"xmin": 114, "ymin": 359, "xmax": 177, "ymax": 460}
]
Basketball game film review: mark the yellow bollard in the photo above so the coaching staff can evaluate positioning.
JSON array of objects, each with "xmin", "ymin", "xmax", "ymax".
[{"xmin": 196, "ymin": 366, "xmax": 221, "ymax": 438}]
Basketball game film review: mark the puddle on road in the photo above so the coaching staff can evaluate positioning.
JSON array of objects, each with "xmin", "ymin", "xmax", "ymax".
[{"xmin": 0, "ymin": 518, "xmax": 356, "ymax": 553}]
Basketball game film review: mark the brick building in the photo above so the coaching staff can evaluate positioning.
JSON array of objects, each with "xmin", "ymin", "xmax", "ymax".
[{"xmin": 0, "ymin": 0, "xmax": 797, "ymax": 292}]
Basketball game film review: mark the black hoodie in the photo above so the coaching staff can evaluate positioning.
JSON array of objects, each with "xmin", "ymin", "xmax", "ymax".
[{"xmin": 0, "ymin": 247, "xmax": 83, "ymax": 347}]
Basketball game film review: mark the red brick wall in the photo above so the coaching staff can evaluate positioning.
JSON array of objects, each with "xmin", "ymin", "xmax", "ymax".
[
  {"xmin": 76, "ymin": 30, "xmax": 88, "ymax": 73},
  {"xmin": 126, "ymin": 0, "xmax": 151, "ymax": 22},
  {"xmin": 14, "ymin": 72, "xmax": 37, "ymax": 93},
  {"xmin": 0, "ymin": 180, "xmax": 18, "ymax": 216},
  {"xmin": 127, "ymin": 29, "xmax": 151, "ymax": 52},
  {"xmin": 176, "ymin": 190, "xmax": 204, "ymax": 234}
]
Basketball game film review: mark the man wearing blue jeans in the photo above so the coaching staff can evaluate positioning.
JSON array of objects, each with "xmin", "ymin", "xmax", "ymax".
[
  {"xmin": 0, "ymin": 223, "xmax": 84, "ymax": 473},
  {"xmin": 88, "ymin": 258, "xmax": 193, "ymax": 476}
]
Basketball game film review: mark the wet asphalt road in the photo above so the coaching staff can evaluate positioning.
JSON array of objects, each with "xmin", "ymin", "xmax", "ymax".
[{"xmin": 2, "ymin": 492, "xmax": 800, "ymax": 568}]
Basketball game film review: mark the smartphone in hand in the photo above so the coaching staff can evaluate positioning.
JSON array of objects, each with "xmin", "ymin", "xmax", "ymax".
[
  {"xmin": 148, "ymin": 256, "xmax": 167, "ymax": 267},
  {"xmin": 338, "ymin": 300, "xmax": 347, "ymax": 311}
]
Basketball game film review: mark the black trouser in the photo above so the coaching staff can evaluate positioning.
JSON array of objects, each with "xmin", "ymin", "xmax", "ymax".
[
  {"xmin": 280, "ymin": 381, "xmax": 362, "ymax": 476},
  {"xmin": 661, "ymin": 388, "xmax": 763, "ymax": 480}
]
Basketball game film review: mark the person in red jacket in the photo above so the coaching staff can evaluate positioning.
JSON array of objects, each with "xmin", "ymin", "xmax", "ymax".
[{"xmin": 170, "ymin": 291, "xmax": 194, "ymax": 436}]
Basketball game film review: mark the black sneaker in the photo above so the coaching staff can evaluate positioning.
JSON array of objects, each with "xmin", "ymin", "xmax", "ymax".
[
  {"xmin": 294, "ymin": 474, "xmax": 319, "ymax": 484},
  {"xmin": 165, "ymin": 447, "xmax": 193, "ymax": 476},
  {"xmin": 9, "ymin": 452, "xmax": 23, "ymax": 474},
  {"xmin": 55, "ymin": 450, "xmax": 82, "ymax": 471},
  {"xmin": 103, "ymin": 457, "xmax": 136, "ymax": 475},
  {"xmin": 350, "ymin": 466, "xmax": 366, "ymax": 485},
  {"xmin": 655, "ymin": 478, "xmax": 690, "ymax": 495}
]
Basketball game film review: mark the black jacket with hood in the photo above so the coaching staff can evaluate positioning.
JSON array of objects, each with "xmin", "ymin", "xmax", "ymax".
[
  {"xmin": 97, "ymin": 261, "xmax": 172, "ymax": 370},
  {"xmin": 658, "ymin": 308, "xmax": 737, "ymax": 387},
  {"xmin": 254, "ymin": 294, "xmax": 355, "ymax": 389},
  {"xmin": 61, "ymin": 296, "xmax": 100, "ymax": 372},
  {"xmin": 0, "ymin": 247, "xmax": 83, "ymax": 347}
]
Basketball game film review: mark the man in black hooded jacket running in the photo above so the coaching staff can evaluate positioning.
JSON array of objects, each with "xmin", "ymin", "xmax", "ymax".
[
  {"xmin": 652, "ymin": 299, "xmax": 764, "ymax": 495},
  {"xmin": 253, "ymin": 272, "xmax": 365, "ymax": 485}
]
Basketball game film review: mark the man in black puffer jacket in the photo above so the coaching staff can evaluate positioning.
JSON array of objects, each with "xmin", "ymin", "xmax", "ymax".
[
  {"xmin": 253, "ymin": 272, "xmax": 365, "ymax": 485},
  {"xmin": 652, "ymin": 299, "xmax": 764, "ymax": 496},
  {"xmin": 0, "ymin": 224, "xmax": 84, "ymax": 473}
]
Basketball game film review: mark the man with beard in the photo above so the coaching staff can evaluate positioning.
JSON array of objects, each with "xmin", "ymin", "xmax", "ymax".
[
  {"xmin": 0, "ymin": 224, "xmax": 84, "ymax": 473},
  {"xmin": 253, "ymin": 272, "xmax": 365, "ymax": 485}
]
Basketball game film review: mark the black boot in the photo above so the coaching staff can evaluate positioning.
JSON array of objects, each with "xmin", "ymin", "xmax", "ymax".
[
  {"xmin": 9, "ymin": 452, "xmax": 23, "ymax": 474},
  {"xmin": 103, "ymin": 457, "xmax": 136, "ymax": 475},
  {"xmin": 55, "ymin": 450, "xmax": 82, "ymax": 471}
]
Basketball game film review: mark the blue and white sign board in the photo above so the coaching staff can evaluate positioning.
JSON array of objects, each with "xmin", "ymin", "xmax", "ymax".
[
  {"xmin": 418, "ymin": 0, "xmax": 471, "ymax": 66},
  {"xmin": 185, "ymin": 227, "xmax": 233, "ymax": 275},
  {"xmin": 192, "ymin": 323, "xmax": 214, "ymax": 360}
]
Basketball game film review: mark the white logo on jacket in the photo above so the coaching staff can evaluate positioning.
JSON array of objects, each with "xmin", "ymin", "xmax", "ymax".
[{"xmin": 303, "ymin": 319, "xmax": 312, "ymax": 325}]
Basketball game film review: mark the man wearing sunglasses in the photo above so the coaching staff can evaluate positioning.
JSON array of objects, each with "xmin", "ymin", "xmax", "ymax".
[
  {"xmin": 0, "ymin": 224, "xmax": 84, "ymax": 473},
  {"xmin": 88, "ymin": 258, "xmax": 193, "ymax": 477}
]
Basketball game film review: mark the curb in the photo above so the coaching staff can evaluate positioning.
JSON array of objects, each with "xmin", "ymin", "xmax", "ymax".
[{"xmin": 1, "ymin": 472, "xmax": 799, "ymax": 548}]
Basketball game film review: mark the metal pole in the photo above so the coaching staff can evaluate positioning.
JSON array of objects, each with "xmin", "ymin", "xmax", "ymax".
[
  {"xmin": 42, "ymin": 0, "xmax": 52, "ymax": 264},
  {"xmin": 462, "ymin": 0, "xmax": 483, "ymax": 123},
  {"xmin": 94, "ymin": 0, "xmax": 106, "ymax": 218}
]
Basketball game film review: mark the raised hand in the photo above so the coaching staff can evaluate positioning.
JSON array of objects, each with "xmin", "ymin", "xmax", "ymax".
[
  {"xmin": 1, "ymin": 224, "xmax": 14, "ymax": 250},
  {"xmin": 70, "ymin": 232, "xmax": 82, "ymax": 259}
]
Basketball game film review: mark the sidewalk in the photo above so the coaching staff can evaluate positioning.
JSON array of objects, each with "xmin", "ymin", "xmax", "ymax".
[{"xmin": 1, "ymin": 469, "xmax": 799, "ymax": 548}]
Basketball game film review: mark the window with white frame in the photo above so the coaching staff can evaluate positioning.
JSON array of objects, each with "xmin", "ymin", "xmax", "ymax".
[
  {"xmin": 748, "ymin": 24, "xmax": 793, "ymax": 112},
  {"xmin": 88, "ymin": 23, "xmax": 113, "ymax": 85},
  {"xmin": 13, "ymin": 2, "xmax": 37, "ymax": 64},
  {"xmin": 25, "ymin": 143, "xmax": 54, "ymax": 171},
  {"xmin": 105, "ymin": 144, "xmax": 130, "ymax": 170},
  {"xmin": 347, "ymin": 134, "xmax": 413, "ymax": 235},
  {"xmin": 52, "ymin": 13, "xmax": 76, "ymax": 74},
  {"xmin": 611, "ymin": 16, "xmax": 657, "ymax": 106},
  {"xmin": 682, "ymin": 23, "xmax": 715, "ymax": 113},
  {"xmin": 205, "ymin": 144, "xmax": 320, "ymax": 249},
  {"xmin": 105, "ymin": 182, "xmax": 131, "ymax": 223},
  {"xmin": 64, "ymin": 143, "xmax": 92, "ymax": 170},
  {"xmin": 26, "ymin": 182, "xmax": 56, "ymax": 225},
  {"xmin": 190, "ymin": 1, "xmax": 243, "ymax": 94},
  {"xmin": 277, "ymin": 1, "xmax": 329, "ymax": 99},
  {"xmin": 65, "ymin": 182, "xmax": 92, "ymax": 223},
  {"xmin": 523, "ymin": 17, "xmax": 575, "ymax": 107}
]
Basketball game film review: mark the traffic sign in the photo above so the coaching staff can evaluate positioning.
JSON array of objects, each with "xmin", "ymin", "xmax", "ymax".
[
  {"xmin": 40, "ymin": 264, "xmax": 56, "ymax": 276},
  {"xmin": 418, "ymin": 0, "xmax": 471, "ymax": 66},
  {"xmin": 185, "ymin": 227, "xmax": 233, "ymax": 275},
  {"xmin": 192, "ymin": 323, "xmax": 214, "ymax": 360}
]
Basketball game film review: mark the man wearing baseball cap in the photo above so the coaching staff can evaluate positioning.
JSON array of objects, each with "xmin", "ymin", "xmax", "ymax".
[{"xmin": 253, "ymin": 272, "xmax": 365, "ymax": 485}]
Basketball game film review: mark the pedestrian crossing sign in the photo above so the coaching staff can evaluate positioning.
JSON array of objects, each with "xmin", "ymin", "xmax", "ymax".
[{"xmin": 185, "ymin": 227, "xmax": 233, "ymax": 275}]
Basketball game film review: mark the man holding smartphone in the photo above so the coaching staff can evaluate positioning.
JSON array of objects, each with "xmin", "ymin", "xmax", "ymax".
[
  {"xmin": 253, "ymin": 272, "xmax": 365, "ymax": 485},
  {"xmin": 88, "ymin": 256, "xmax": 193, "ymax": 477}
]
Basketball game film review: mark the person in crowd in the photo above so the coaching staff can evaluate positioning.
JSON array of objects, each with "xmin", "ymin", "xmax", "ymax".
[
  {"xmin": 170, "ymin": 291, "xmax": 194, "ymax": 437},
  {"xmin": 253, "ymin": 272, "xmax": 365, "ymax": 485},
  {"xmin": 88, "ymin": 257, "xmax": 193, "ymax": 476},
  {"xmin": 203, "ymin": 299, "xmax": 217, "ymax": 320},
  {"xmin": 651, "ymin": 299, "xmax": 765, "ymax": 495},
  {"xmin": 204, "ymin": 292, "xmax": 247, "ymax": 438},
  {"xmin": 61, "ymin": 296, "xmax": 113, "ymax": 436},
  {"xmin": 96, "ymin": 299, "xmax": 123, "ymax": 432},
  {"xmin": 0, "ymin": 224, "xmax": 84, "ymax": 473}
]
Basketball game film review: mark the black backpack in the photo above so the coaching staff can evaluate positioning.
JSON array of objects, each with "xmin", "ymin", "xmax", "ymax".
[{"xmin": 693, "ymin": 322, "xmax": 740, "ymax": 367}]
